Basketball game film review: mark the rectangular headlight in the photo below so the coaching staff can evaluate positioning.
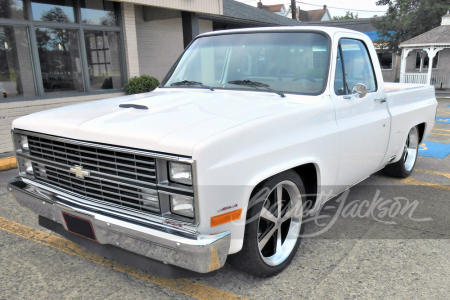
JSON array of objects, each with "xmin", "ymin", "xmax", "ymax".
[
  {"xmin": 170, "ymin": 195, "xmax": 194, "ymax": 218},
  {"xmin": 168, "ymin": 162, "xmax": 192, "ymax": 185}
]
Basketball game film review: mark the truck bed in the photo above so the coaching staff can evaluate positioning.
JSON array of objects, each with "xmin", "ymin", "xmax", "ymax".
[
  {"xmin": 384, "ymin": 82, "xmax": 428, "ymax": 92},
  {"xmin": 383, "ymin": 82, "xmax": 436, "ymax": 168}
]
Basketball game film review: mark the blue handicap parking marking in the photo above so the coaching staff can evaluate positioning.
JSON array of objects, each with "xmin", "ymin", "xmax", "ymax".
[
  {"xmin": 419, "ymin": 141, "xmax": 450, "ymax": 159},
  {"xmin": 435, "ymin": 118, "xmax": 450, "ymax": 124},
  {"xmin": 445, "ymin": 104, "xmax": 450, "ymax": 108}
]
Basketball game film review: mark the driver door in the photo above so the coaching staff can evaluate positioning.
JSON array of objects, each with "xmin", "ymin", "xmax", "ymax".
[{"xmin": 331, "ymin": 33, "xmax": 391, "ymax": 188}]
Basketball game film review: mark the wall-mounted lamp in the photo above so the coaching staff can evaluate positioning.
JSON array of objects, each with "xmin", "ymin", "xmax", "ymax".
[
  {"xmin": 58, "ymin": 43, "xmax": 62, "ymax": 50},
  {"xmin": 4, "ymin": 42, "xmax": 8, "ymax": 50}
]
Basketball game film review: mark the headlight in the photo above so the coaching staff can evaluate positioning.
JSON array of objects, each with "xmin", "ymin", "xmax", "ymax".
[
  {"xmin": 170, "ymin": 195, "xmax": 194, "ymax": 218},
  {"xmin": 168, "ymin": 162, "xmax": 192, "ymax": 185},
  {"xmin": 19, "ymin": 135, "xmax": 29, "ymax": 151}
]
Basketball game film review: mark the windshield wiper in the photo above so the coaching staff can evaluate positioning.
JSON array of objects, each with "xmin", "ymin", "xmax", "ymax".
[
  {"xmin": 170, "ymin": 80, "xmax": 214, "ymax": 91},
  {"xmin": 228, "ymin": 80, "xmax": 285, "ymax": 97}
]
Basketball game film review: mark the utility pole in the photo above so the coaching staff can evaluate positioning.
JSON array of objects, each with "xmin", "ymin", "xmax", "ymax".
[{"xmin": 291, "ymin": 0, "xmax": 296, "ymax": 20}]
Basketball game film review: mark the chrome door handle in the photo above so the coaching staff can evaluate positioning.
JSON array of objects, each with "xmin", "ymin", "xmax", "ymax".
[
  {"xmin": 343, "ymin": 95, "xmax": 352, "ymax": 99},
  {"xmin": 375, "ymin": 97, "xmax": 387, "ymax": 103}
]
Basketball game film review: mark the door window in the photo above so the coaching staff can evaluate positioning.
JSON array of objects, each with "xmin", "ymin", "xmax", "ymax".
[
  {"xmin": 339, "ymin": 39, "xmax": 377, "ymax": 94},
  {"xmin": 334, "ymin": 46, "xmax": 346, "ymax": 95}
]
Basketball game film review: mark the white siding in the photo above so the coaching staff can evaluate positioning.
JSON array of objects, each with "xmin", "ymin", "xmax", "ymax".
[
  {"xmin": 0, "ymin": 93, "xmax": 124, "ymax": 153},
  {"xmin": 135, "ymin": 5, "xmax": 184, "ymax": 82},
  {"xmin": 321, "ymin": 12, "xmax": 331, "ymax": 21},
  {"xmin": 116, "ymin": 0, "xmax": 223, "ymax": 15},
  {"xmin": 199, "ymin": 19, "xmax": 213, "ymax": 34}
]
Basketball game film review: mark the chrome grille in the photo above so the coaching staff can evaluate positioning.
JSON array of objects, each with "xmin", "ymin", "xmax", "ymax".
[
  {"xmin": 26, "ymin": 135, "xmax": 160, "ymax": 215},
  {"xmin": 28, "ymin": 135, "xmax": 156, "ymax": 183},
  {"xmin": 33, "ymin": 163, "xmax": 160, "ymax": 214}
]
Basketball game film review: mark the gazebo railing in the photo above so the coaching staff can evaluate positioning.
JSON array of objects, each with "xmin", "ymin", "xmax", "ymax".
[
  {"xmin": 403, "ymin": 73, "xmax": 428, "ymax": 84},
  {"xmin": 430, "ymin": 74, "xmax": 450, "ymax": 88},
  {"xmin": 403, "ymin": 73, "xmax": 450, "ymax": 87}
]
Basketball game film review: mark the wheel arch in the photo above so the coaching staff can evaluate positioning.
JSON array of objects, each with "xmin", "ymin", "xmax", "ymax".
[
  {"xmin": 247, "ymin": 162, "xmax": 320, "ymax": 215},
  {"xmin": 417, "ymin": 122, "xmax": 426, "ymax": 144}
]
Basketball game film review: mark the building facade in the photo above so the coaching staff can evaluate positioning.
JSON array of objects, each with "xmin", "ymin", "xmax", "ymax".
[
  {"xmin": 400, "ymin": 12, "xmax": 450, "ymax": 88},
  {"xmin": 257, "ymin": 3, "xmax": 287, "ymax": 16},
  {"xmin": 0, "ymin": 0, "xmax": 298, "ymax": 153},
  {"xmin": 297, "ymin": 5, "xmax": 331, "ymax": 22}
]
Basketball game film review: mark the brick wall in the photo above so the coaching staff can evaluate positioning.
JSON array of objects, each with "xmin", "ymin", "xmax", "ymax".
[
  {"xmin": 135, "ymin": 5, "xmax": 184, "ymax": 81},
  {"xmin": 135, "ymin": 5, "xmax": 213, "ymax": 82},
  {"xmin": 381, "ymin": 54, "xmax": 401, "ymax": 82},
  {"xmin": 0, "ymin": 93, "xmax": 124, "ymax": 153},
  {"xmin": 199, "ymin": 19, "xmax": 213, "ymax": 34},
  {"xmin": 405, "ymin": 50, "xmax": 422, "ymax": 73}
]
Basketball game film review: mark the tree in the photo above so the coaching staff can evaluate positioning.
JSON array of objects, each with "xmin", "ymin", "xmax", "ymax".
[
  {"xmin": 40, "ymin": 6, "xmax": 70, "ymax": 23},
  {"xmin": 40, "ymin": 7, "xmax": 72, "ymax": 52},
  {"xmin": 373, "ymin": 0, "xmax": 450, "ymax": 53},
  {"xmin": 333, "ymin": 11, "xmax": 358, "ymax": 20}
]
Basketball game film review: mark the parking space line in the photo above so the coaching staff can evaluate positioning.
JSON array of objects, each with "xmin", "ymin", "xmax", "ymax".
[
  {"xmin": 431, "ymin": 132, "xmax": 450, "ymax": 137},
  {"xmin": 434, "ymin": 128, "xmax": 450, "ymax": 132},
  {"xmin": 416, "ymin": 169, "xmax": 450, "ymax": 179},
  {"xmin": 389, "ymin": 177, "xmax": 450, "ymax": 191},
  {"xmin": 437, "ymin": 110, "xmax": 450, "ymax": 115},
  {"xmin": 0, "ymin": 216, "xmax": 246, "ymax": 300}
]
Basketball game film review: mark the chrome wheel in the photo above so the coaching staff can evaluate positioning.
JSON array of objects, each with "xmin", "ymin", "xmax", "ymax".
[
  {"xmin": 403, "ymin": 127, "xmax": 419, "ymax": 172},
  {"xmin": 257, "ymin": 180, "xmax": 303, "ymax": 266}
]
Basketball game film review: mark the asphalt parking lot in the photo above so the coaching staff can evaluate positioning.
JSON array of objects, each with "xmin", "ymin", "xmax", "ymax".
[{"xmin": 1, "ymin": 99, "xmax": 450, "ymax": 300}]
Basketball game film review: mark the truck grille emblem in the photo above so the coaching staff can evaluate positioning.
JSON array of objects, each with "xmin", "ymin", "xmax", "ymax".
[{"xmin": 70, "ymin": 166, "xmax": 90, "ymax": 179}]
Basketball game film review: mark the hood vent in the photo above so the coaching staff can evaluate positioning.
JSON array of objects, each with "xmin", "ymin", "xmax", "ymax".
[{"xmin": 119, "ymin": 104, "xmax": 148, "ymax": 110}]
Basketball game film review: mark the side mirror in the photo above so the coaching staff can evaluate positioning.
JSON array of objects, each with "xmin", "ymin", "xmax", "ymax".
[{"xmin": 352, "ymin": 83, "xmax": 368, "ymax": 98}]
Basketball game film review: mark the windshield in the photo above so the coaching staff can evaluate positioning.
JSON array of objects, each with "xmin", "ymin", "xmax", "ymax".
[{"xmin": 162, "ymin": 32, "xmax": 330, "ymax": 95}]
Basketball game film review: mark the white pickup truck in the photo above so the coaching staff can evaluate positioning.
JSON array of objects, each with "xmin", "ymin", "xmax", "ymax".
[{"xmin": 8, "ymin": 27, "xmax": 437, "ymax": 277}]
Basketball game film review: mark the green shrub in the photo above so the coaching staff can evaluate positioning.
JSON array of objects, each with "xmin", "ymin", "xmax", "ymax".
[{"xmin": 124, "ymin": 75, "xmax": 160, "ymax": 95}]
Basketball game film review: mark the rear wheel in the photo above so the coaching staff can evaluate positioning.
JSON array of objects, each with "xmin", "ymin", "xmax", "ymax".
[
  {"xmin": 228, "ymin": 170, "xmax": 305, "ymax": 277},
  {"xmin": 383, "ymin": 126, "xmax": 419, "ymax": 178}
]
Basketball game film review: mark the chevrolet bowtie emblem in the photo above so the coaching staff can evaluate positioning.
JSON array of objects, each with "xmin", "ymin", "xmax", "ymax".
[{"xmin": 70, "ymin": 166, "xmax": 90, "ymax": 179}]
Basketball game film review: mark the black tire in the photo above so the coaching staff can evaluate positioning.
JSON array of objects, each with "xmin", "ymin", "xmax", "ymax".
[
  {"xmin": 383, "ymin": 126, "xmax": 419, "ymax": 178},
  {"xmin": 228, "ymin": 170, "xmax": 306, "ymax": 277}
]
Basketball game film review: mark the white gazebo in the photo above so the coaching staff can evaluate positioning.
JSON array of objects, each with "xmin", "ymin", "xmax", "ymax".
[{"xmin": 399, "ymin": 12, "xmax": 450, "ymax": 86}]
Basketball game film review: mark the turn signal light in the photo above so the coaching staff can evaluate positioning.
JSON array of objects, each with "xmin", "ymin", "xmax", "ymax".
[{"xmin": 211, "ymin": 209, "xmax": 242, "ymax": 227}]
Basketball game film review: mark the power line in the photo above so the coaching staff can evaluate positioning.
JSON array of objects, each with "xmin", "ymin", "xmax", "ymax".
[
  {"xmin": 238, "ymin": 0, "xmax": 386, "ymax": 13},
  {"xmin": 296, "ymin": 1, "xmax": 386, "ymax": 12}
]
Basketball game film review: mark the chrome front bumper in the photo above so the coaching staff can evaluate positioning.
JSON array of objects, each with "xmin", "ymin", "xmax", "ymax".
[{"xmin": 7, "ymin": 176, "xmax": 230, "ymax": 274}]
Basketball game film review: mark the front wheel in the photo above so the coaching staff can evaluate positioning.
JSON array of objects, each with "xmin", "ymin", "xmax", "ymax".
[
  {"xmin": 383, "ymin": 126, "xmax": 420, "ymax": 178},
  {"xmin": 228, "ymin": 170, "xmax": 306, "ymax": 277}
]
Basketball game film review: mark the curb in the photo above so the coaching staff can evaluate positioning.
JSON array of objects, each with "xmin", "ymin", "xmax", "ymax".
[{"xmin": 0, "ymin": 156, "xmax": 17, "ymax": 171}]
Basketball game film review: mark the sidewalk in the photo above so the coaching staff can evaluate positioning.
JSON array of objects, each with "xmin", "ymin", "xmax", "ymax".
[{"xmin": 435, "ymin": 88, "xmax": 450, "ymax": 98}]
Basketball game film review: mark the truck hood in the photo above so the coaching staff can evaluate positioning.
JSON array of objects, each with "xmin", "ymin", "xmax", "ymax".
[{"xmin": 13, "ymin": 89, "xmax": 319, "ymax": 156}]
